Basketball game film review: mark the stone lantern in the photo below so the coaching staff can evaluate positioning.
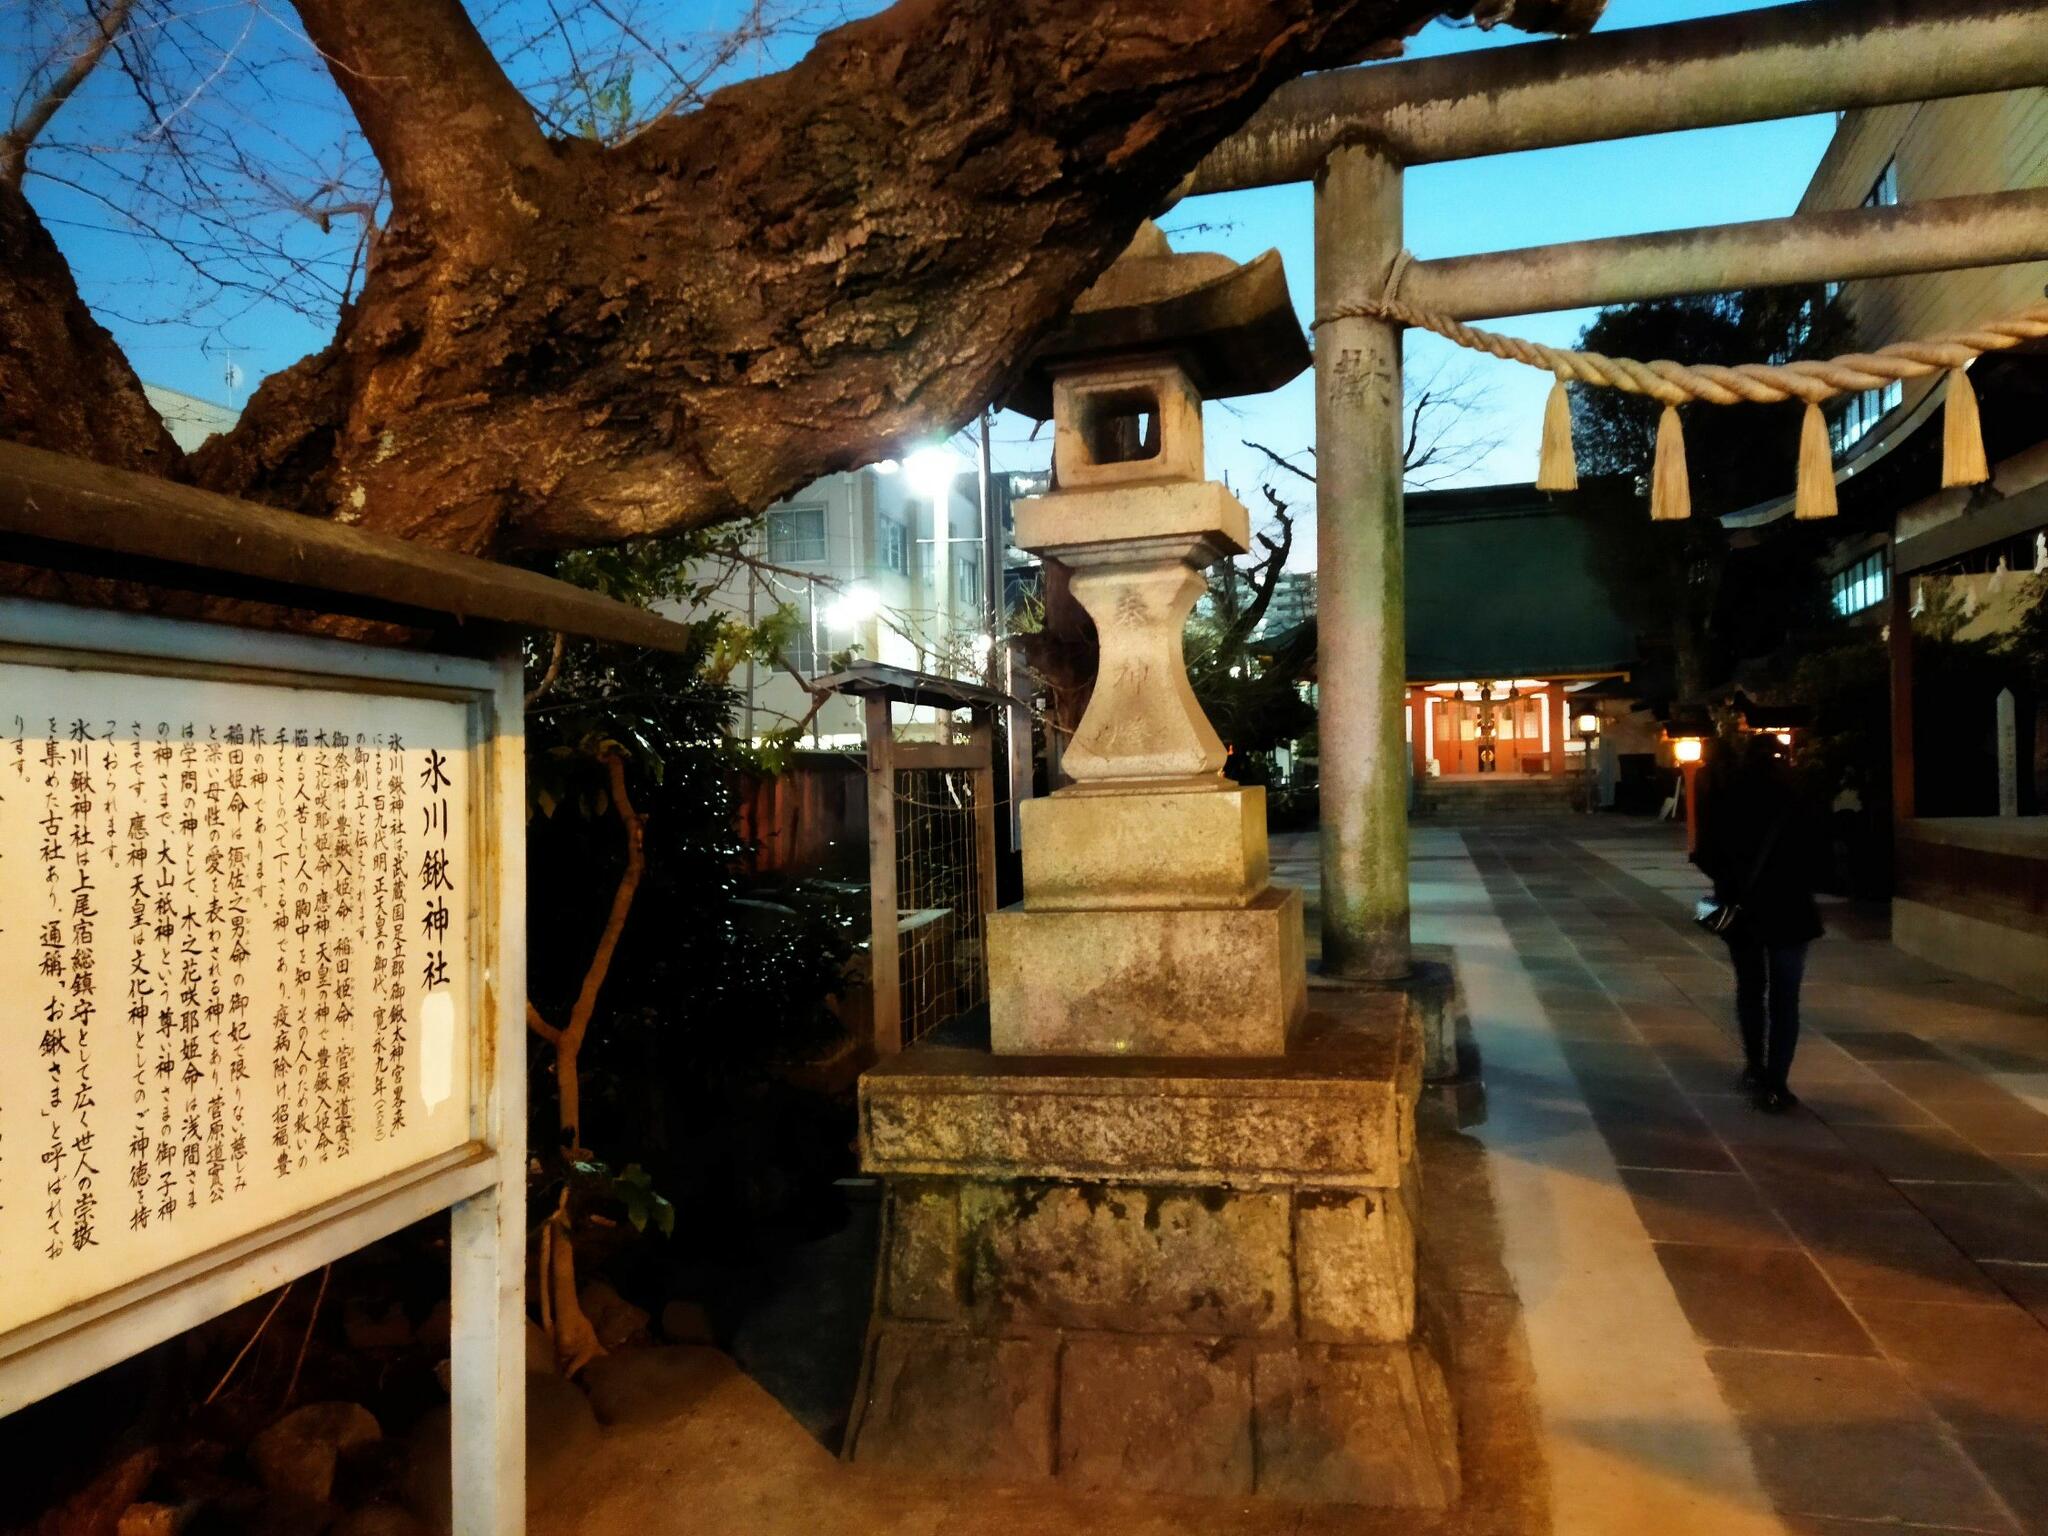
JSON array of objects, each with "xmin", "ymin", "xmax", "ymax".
[
  {"xmin": 989, "ymin": 222, "xmax": 1308, "ymax": 1057},
  {"xmin": 846, "ymin": 226, "xmax": 1457, "ymax": 1511}
]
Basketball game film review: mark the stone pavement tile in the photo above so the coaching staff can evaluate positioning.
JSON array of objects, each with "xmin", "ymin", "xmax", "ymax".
[
  {"xmin": 1799, "ymin": 1078, "xmax": 1942, "ymax": 1128},
  {"xmin": 1558, "ymin": 1038, "xmax": 1667, "ymax": 1080},
  {"xmin": 1823, "ymin": 1029, "xmax": 1954, "ymax": 1062},
  {"xmin": 1783, "ymin": 1035, "xmax": 1888, "ymax": 1086},
  {"xmin": 1831, "ymin": 1123, "xmax": 2019, "ymax": 1185},
  {"xmin": 1932, "ymin": 1096, "xmax": 2048, "ymax": 1157},
  {"xmin": 1654, "ymin": 1244, "xmax": 1875, "ymax": 1356},
  {"xmin": 1654, "ymin": 1042, "xmax": 1758, "ymax": 1097},
  {"xmin": 1583, "ymin": 1090, "xmax": 1737, "ymax": 1173},
  {"xmin": 1706, "ymin": 1349, "xmax": 2018, "ymax": 1531},
  {"xmin": 1693, "ymin": 1097, "xmax": 1859, "ymax": 1159},
  {"xmin": 1874, "ymin": 1060, "xmax": 2021, "ymax": 1106},
  {"xmin": 1799, "ymin": 1208, "xmax": 2005, "ymax": 1308},
  {"xmin": 1624, "ymin": 999, "xmax": 1721, "ymax": 1030},
  {"xmin": 1543, "ymin": 1010, "xmax": 1643, "ymax": 1043},
  {"xmin": 1536, "ymin": 986, "xmax": 1622, "ymax": 1016},
  {"xmin": 1783, "ymin": 1521, "xmax": 2009, "ymax": 1535},
  {"xmin": 1982, "ymin": 1262, "xmax": 2048, "ymax": 1328},
  {"xmin": 1757, "ymin": 1155, "xmax": 1921, "ymax": 1224},
  {"xmin": 1899, "ymin": 1181, "xmax": 2048, "ymax": 1265},
  {"xmin": 1617, "ymin": 1168, "xmax": 1797, "ymax": 1249},
  {"xmin": 2001, "ymin": 1154, "xmax": 2048, "ymax": 1199},
  {"xmin": 1963, "ymin": 1433, "xmax": 2048, "ymax": 1534},
  {"xmin": 1855, "ymin": 1299, "xmax": 2048, "ymax": 1439}
]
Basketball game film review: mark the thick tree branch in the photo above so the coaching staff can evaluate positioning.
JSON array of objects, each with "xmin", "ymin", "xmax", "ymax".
[
  {"xmin": 0, "ymin": 0, "xmax": 138, "ymax": 190},
  {"xmin": 11, "ymin": 0, "xmax": 1598, "ymax": 565},
  {"xmin": 290, "ymin": 0, "xmax": 557, "ymax": 223},
  {"xmin": 187, "ymin": 0, "xmax": 1600, "ymax": 556}
]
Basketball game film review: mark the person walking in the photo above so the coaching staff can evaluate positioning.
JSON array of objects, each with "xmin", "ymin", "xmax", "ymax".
[{"xmin": 1693, "ymin": 733, "xmax": 1824, "ymax": 1112}]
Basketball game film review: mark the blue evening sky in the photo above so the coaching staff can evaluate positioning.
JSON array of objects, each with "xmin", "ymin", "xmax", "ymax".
[
  {"xmin": 1155, "ymin": 0, "xmax": 1841, "ymax": 563},
  {"xmin": 30, "ymin": 0, "xmax": 1839, "ymax": 564}
]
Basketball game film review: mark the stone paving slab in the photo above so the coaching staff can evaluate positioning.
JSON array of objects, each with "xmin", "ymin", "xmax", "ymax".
[{"xmin": 1489, "ymin": 822, "xmax": 2048, "ymax": 1535}]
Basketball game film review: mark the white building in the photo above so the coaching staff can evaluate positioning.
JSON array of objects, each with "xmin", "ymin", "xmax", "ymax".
[
  {"xmin": 142, "ymin": 383, "xmax": 239, "ymax": 453},
  {"xmin": 702, "ymin": 455, "xmax": 998, "ymax": 747}
]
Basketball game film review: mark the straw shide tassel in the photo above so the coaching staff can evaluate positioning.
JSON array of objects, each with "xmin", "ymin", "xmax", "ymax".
[
  {"xmin": 1794, "ymin": 400, "xmax": 1838, "ymax": 520},
  {"xmin": 1942, "ymin": 366, "xmax": 1990, "ymax": 489},
  {"xmin": 1536, "ymin": 377, "xmax": 1578, "ymax": 492},
  {"xmin": 1649, "ymin": 404, "xmax": 1690, "ymax": 521}
]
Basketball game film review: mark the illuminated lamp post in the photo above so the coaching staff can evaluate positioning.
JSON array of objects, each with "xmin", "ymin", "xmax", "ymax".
[
  {"xmin": 1670, "ymin": 731, "xmax": 1706, "ymax": 852},
  {"xmin": 1575, "ymin": 707, "xmax": 1601, "ymax": 813}
]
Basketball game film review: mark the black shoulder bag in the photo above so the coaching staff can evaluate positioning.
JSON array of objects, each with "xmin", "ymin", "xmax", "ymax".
[{"xmin": 1693, "ymin": 813, "xmax": 1787, "ymax": 938}]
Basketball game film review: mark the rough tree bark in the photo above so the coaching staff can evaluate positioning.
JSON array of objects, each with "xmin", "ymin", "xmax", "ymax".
[{"xmin": 4, "ymin": 0, "xmax": 1600, "ymax": 556}]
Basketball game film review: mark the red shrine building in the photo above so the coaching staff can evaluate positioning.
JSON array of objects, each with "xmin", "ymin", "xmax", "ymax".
[{"xmin": 1398, "ymin": 483, "xmax": 1636, "ymax": 813}]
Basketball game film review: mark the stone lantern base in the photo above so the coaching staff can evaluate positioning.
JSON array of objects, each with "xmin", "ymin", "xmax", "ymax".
[{"xmin": 844, "ymin": 984, "xmax": 1460, "ymax": 1509}]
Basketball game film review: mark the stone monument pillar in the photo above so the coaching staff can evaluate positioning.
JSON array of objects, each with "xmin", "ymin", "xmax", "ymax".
[{"xmin": 845, "ymin": 227, "xmax": 1458, "ymax": 1509}]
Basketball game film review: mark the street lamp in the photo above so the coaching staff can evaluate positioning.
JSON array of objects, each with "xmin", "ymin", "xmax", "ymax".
[
  {"xmin": 903, "ymin": 445, "xmax": 962, "ymax": 503},
  {"xmin": 1668, "ymin": 731, "xmax": 1707, "ymax": 852},
  {"xmin": 1575, "ymin": 708, "xmax": 1601, "ymax": 813}
]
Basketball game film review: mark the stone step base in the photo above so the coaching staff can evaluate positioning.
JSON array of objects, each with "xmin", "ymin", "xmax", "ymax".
[
  {"xmin": 848, "ymin": 1324, "xmax": 1459, "ymax": 1508},
  {"xmin": 1412, "ymin": 775, "xmax": 1585, "ymax": 821}
]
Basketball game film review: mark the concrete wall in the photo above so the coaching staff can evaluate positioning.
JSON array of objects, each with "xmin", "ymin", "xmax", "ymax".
[{"xmin": 1892, "ymin": 817, "xmax": 2048, "ymax": 1002}]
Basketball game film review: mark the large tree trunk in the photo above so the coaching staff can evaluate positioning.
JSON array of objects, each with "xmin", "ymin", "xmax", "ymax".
[{"xmin": 5, "ymin": 1, "xmax": 1599, "ymax": 555}]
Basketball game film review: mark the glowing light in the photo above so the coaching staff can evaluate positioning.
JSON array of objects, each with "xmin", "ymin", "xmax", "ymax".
[
  {"xmin": 1673, "ymin": 737, "xmax": 1705, "ymax": 765},
  {"xmin": 872, "ymin": 458, "xmax": 900, "ymax": 475},
  {"xmin": 824, "ymin": 584, "xmax": 881, "ymax": 629},
  {"xmin": 904, "ymin": 445, "xmax": 963, "ymax": 502},
  {"xmin": 1773, "ymin": 730, "xmax": 1794, "ymax": 746},
  {"xmin": 1576, "ymin": 711, "xmax": 1601, "ymax": 737}
]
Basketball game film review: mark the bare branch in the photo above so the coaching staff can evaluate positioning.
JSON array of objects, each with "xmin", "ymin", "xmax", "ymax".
[
  {"xmin": 2, "ymin": 0, "xmax": 139, "ymax": 189},
  {"xmin": 1242, "ymin": 438, "xmax": 1317, "ymax": 486},
  {"xmin": 526, "ymin": 631, "xmax": 567, "ymax": 706}
]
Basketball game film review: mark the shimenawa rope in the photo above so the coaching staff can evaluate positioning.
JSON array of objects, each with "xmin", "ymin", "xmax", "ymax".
[{"xmin": 1314, "ymin": 257, "xmax": 2047, "ymax": 520}]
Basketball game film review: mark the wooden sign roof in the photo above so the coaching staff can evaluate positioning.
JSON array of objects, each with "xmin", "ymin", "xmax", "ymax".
[{"xmin": 0, "ymin": 440, "xmax": 695, "ymax": 652}]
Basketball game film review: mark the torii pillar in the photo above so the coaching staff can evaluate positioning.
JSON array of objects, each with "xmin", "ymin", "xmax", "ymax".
[{"xmin": 1315, "ymin": 142, "xmax": 1412, "ymax": 981}]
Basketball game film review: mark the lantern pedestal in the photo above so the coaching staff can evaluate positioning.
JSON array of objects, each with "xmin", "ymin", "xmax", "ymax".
[{"xmin": 845, "ymin": 986, "xmax": 1457, "ymax": 1508}]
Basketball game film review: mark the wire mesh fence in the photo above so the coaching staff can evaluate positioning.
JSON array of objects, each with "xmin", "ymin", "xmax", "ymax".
[{"xmin": 893, "ymin": 765, "xmax": 989, "ymax": 1046}]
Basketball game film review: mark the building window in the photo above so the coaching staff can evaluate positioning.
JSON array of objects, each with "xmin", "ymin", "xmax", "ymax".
[
  {"xmin": 783, "ymin": 616, "xmax": 819, "ymax": 675},
  {"xmin": 878, "ymin": 515, "xmax": 907, "ymax": 575},
  {"xmin": 1831, "ymin": 550, "xmax": 1889, "ymax": 617},
  {"xmin": 951, "ymin": 551, "xmax": 981, "ymax": 610},
  {"xmin": 1820, "ymin": 159, "xmax": 1904, "ymax": 456},
  {"xmin": 766, "ymin": 506, "xmax": 826, "ymax": 564},
  {"xmin": 1830, "ymin": 377, "xmax": 1903, "ymax": 456}
]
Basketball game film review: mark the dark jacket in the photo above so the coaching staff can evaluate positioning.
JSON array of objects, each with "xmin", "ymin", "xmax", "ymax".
[{"xmin": 1693, "ymin": 745, "xmax": 1824, "ymax": 947}]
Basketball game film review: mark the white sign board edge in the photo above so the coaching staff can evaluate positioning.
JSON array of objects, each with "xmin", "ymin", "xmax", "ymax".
[{"xmin": 0, "ymin": 597, "xmax": 527, "ymax": 1536}]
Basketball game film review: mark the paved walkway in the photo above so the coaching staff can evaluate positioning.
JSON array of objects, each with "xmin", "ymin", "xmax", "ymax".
[
  {"xmin": 542, "ymin": 819, "xmax": 2047, "ymax": 1536},
  {"xmin": 1315, "ymin": 820, "xmax": 2048, "ymax": 1536}
]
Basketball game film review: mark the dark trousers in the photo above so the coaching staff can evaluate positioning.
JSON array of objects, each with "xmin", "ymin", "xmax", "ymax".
[{"xmin": 1729, "ymin": 938, "xmax": 1807, "ymax": 1090}]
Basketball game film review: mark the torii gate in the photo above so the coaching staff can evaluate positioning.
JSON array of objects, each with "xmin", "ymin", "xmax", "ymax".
[{"xmin": 1184, "ymin": 0, "xmax": 2048, "ymax": 980}]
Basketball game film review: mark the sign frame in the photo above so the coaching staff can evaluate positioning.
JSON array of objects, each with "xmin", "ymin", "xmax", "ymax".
[{"xmin": 0, "ymin": 596, "xmax": 526, "ymax": 1536}]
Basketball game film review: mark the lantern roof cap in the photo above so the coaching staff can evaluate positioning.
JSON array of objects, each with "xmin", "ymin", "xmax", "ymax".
[{"xmin": 1003, "ymin": 222, "xmax": 1310, "ymax": 420}]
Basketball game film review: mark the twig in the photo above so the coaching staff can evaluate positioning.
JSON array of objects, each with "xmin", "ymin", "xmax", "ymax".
[
  {"xmin": 1242, "ymin": 439, "xmax": 1317, "ymax": 486},
  {"xmin": 204, "ymin": 1281, "xmax": 293, "ymax": 1405},
  {"xmin": 1, "ymin": 0, "xmax": 140, "ymax": 188},
  {"xmin": 526, "ymin": 632, "xmax": 567, "ymax": 707},
  {"xmin": 282, "ymin": 1264, "xmax": 332, "ymax": 1407}
]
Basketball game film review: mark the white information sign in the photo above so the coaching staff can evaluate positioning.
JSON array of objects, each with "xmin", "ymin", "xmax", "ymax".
[
  {"xmin": 0, "ymin": 600, "xmax": 526, "ymax": 1536},
  {"xmin": 0, "ymin": 666, "xmax": 476, "ymax": 1334}
]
